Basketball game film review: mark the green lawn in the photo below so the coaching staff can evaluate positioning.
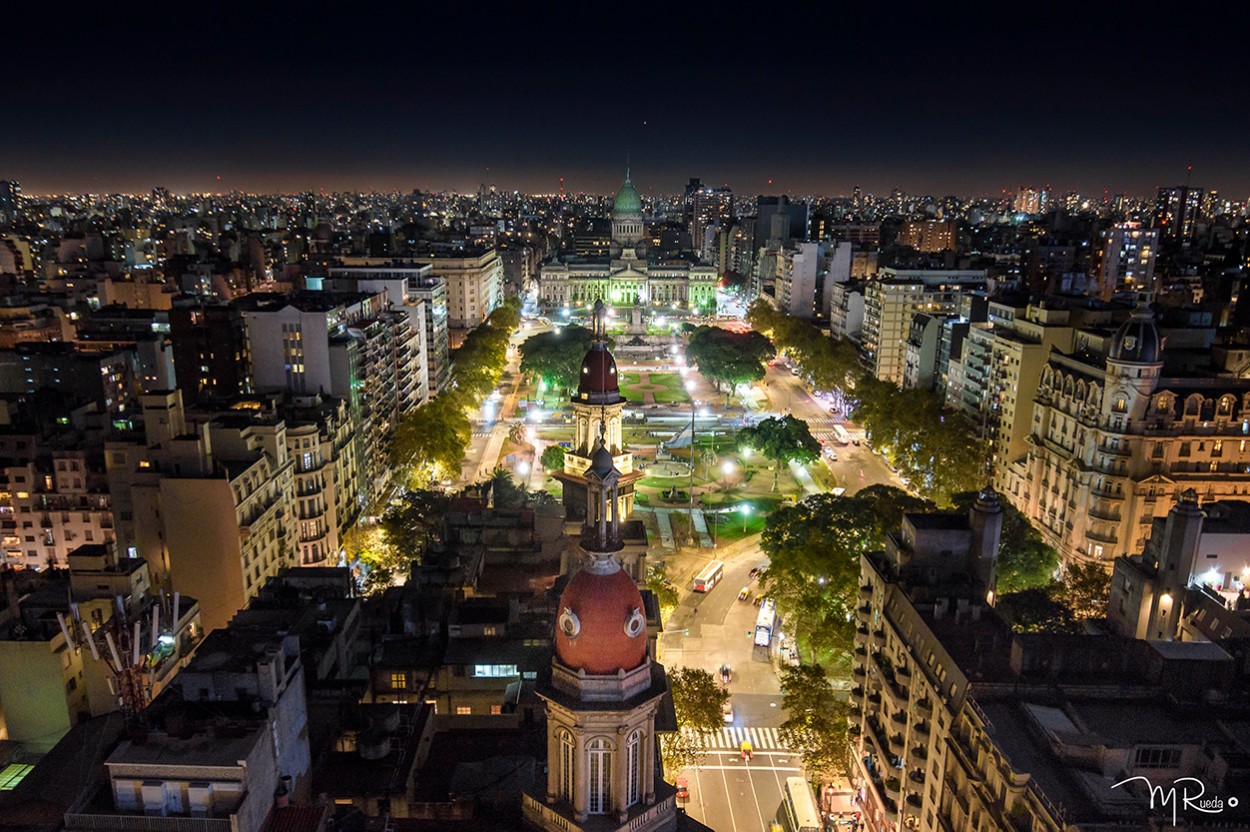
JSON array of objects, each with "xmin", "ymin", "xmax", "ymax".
[{"xmin": 619, "ymin": 372, "xmax": 690, "ymax": 404}]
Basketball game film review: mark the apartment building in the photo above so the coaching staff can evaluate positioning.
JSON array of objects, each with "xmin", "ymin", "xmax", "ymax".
[
  {"xmin": 1001, "ymin": 305, "xmax": 1250, "ymax": 566},
  {"xmin": 2, "ymin": 446, "xmax": 113, "ymax": 569},
  {"xmin": 851, "ymin": 490, "xmax": 1250, "ymax": 832},
  {"xmin": 413, "ymin": 249, "xmax": 503, "ymax": 329},
  {"xmin": 106, "ymin": 391, "xmax": 295, "ymax": 631},
  {"xmin": 861, "ymin": 269, "xmax": 987, "ymax": 385}
]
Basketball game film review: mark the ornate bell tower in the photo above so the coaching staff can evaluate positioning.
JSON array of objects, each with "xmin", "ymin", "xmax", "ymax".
[
  {"xmin": 522, "ymin": 444, "xmax": 677, "ymax": 832},
  {"xmin": 553, "ymin": 300, "xmax": 642, "ymax": 523}
]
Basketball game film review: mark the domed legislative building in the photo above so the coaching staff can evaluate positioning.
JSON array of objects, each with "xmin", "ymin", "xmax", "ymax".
[
  {"xmin": 537, "ymin": 171, "xmax": 718, "ymax": 311},
  {"xmin": 521, "ymin": 425, "xmax": 681, "ymax": 832}
]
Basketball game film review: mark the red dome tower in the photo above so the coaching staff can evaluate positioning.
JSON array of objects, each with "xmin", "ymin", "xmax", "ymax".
[
  {"xmin": 552, "ymin": 301, "xmax": 644, "ymax": 549},
  {"xmin": 524, "ymin": 434, "xmax": 678, "ymax": 831}
]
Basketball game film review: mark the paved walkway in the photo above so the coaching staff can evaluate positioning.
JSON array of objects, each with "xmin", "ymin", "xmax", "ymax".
[
  {"xmin": 690, "ymin": 509, "xmax": 714, "ymax": 548},
  {"xmin": 788, "ymin": 459, "xmax": 821, "ymax": 495},
  {"xmin": 639, "ymin": 507, "xmax": 676, "ymax": 549}
]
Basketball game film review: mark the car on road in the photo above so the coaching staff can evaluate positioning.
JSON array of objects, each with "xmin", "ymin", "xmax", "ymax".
[
  {"xmin": 720, "ymin": 664, "xmax": 732, "ymax": 684},
  {"xmin": 823, "ymin": 446, "xmax": 838, "ymax": 461},
  {"xmin": 769, "ymin": 822, "xmax": 783, "ymax": 832},
  {"xmin": 737, "ymin": 586, "xmax": 751, "ymax": 601},
  {"xmin": 748, "ymin": 566, "xmax": 763, "ymax": 579},
  {"xmin": 722, "ymin": 701, "xmax": 734, "ymax": 723},
  {"xmin": 675, "ymin": 776, "xmax": 689, "ymax": 800}
]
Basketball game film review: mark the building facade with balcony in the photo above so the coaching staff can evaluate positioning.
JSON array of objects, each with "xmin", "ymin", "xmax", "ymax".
[{"xmin": 1001, "ymin": 304, "xmax": 1250, "ymax": 566}]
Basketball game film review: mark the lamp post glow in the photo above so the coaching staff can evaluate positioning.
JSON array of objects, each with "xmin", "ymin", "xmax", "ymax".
[{"xmin": 740, "ymin": 503, "xmax": 752, "ymax": 533}]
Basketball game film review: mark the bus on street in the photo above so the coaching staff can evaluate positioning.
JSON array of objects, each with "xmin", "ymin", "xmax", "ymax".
[
  {"xmin": 832, "ymin": 424, "xmax": 852, "ymax": 445},
  {"xmin": 693, "ymin": 560, "xmax": 725, "ymax": 592},
  {"xmin": 782, "ymin": 777, "xmax": 821, "ymax": 832},
  {"xmin": 754, "ymin": 597, "xmax": 777, "ymax": 647}
]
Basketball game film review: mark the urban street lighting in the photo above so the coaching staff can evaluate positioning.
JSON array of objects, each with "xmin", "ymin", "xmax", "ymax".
[{"xmin": 740, "ymin": 503, "xmax": 752, "ymax": 533}]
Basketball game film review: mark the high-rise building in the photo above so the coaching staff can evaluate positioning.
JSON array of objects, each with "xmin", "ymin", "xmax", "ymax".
[
  {"xmin": 0, "ymin": 180, "xmax": 20, "ymax": 226},
  {"xmin": 169, "ymin": 301, "xmax": 253, "ymax": 403},
  {"xmin": 861, "ymin": 269, "xmax": 988, "ymax": 385},
  {"xmin": 1012, "ymin": 187, "xmax": 1048, "ymax": 215},
  {"xmin": 777, "ymin": 242, "xmax": 822, "ymax": 319},
  {"xmin": 1094, "ymin": 222, "xmax": 1159, "ymax": 300},
  {"xmin": 412, "ymin": 248, "xmax": 503, "ymax": 330},
  {"xmin": 1153, "ymin": 184, "xmax": 1205, "ymax": 240},
  {"xmin": 754, "ymin": 195, "xmax": 808, "ymax": 249},
  {"xmin": 106, "ymin": 391, "xmax": 296, "ymax": 629},
  {"xmin": 897, "ymin": 219, "xmax": 957, "ymax": 253},
  {"xmin": 690, "ymin": 185, "xmax": 733, "ymax": 263}
]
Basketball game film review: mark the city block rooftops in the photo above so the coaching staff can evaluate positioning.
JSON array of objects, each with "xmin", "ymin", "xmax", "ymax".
[
  {"xmin": 442, "ymin": 636, "xmax": 548, "ymax": 671},
  {"xmin": 104, "ymin": 719, "xmax": 267, "ymax": 769},
  {"xmin": 978, "ymin": 694, "xmax": 1250, "ymax": 822},
  {"xmin": 179, "ymin": 627, "xmax": 301, "ymax": 676}
]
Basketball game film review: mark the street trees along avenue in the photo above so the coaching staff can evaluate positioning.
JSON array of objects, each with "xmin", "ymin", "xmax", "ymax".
[
  {"xmin": 390, "ymin": 391, "xmax": 473, "ymax": 484},
  {"xmin": 684, "ymin": 325, "xmax": 775, "ymax": 404},
  {"xmin": 663, "ymin": 666, "xmax": 730, "ymax": 773},
  {"xmin": 760, "ymin": 486, "xmax": 1061, "ymax": 665},
  {"xmin": 851, "ymin": 375, "xmax": 984, "ymax": 505},
  {"xmin": 736, "ymin": 415, "xmax": 821, "ymax": 491},
  {"xmin": 760, "ymin": 486, "xmax": 931, "ymax": 666},
  {"xmin": 778, "ymin": 663, "xmax": 853, "ymax": 779},
  {"xmin": 391, "ymin": 298, "xmax": 520, "ymax": 486},
  {"xmin": 748, "ymin": 300, "xmax": 985, "ymax": 506},
  {"xmin": 518, "ymin": 324, "xmax": 598, "ymax": 394}
]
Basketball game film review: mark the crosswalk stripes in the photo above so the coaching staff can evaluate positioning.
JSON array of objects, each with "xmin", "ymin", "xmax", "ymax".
[{"xmin": 682, "ymin": 726, "xmax": 790, "ymax": 752}]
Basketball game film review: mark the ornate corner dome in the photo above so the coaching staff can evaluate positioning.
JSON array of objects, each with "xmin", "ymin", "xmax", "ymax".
[
  {"xmin": 577, "ymin": 342, "xmax": 621, "ymax": 400},
  {"xmin": 1108, "ymin": 302, "xmax": 1162, "ymax": 364},
  {"xmin": 613, "ymin": 173, "xmax": 642, "ymax": 217},
  {"xmin": 553, "ymin": 562, "xmax": 648, "ymax": 675}
]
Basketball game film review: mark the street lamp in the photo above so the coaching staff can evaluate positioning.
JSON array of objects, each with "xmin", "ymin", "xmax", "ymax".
[
  {"xmin": 740, "ymin": 503, "xmax": 752, "ymax": 533},
  {"xmin": 721, "ymin": 459, "xmax": 735, "ymax": 487}
]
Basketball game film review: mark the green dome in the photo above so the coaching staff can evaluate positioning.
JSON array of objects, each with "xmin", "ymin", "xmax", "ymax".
[{"xmin": 613, "ymin": 175, "xmax": 642, "ymax": 216}]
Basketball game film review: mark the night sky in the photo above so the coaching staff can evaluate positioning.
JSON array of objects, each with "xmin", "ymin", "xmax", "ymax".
[{"xmin": 7, "ymin": 3, "xmax": 1249, "ymax": 197}]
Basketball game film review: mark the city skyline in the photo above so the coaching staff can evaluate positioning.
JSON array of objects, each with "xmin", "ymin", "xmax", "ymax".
[{"xmin": 5, "ymin": 4, "xmax": 1249, "ymax": 196}]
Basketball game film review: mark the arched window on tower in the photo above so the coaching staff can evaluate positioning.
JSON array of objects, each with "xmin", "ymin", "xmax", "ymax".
[
  {"xmin": 587, "ymin": 738, "xmax": 612, "ymax": 814},
  {"xmin": 558, "ymin": 730, "xmax": 575, "ymax": 802},
  {"xmin": 626, "ymin": 730, "xmax": 642, "ymax": 807}
]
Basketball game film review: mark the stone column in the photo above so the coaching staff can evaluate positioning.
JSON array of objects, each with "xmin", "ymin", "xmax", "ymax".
[
  {"xmin": 574, "ymin": 733, "xmax": 588, "ymax": 821},
  {"xmin": 615, "ymin": 726, "xmax": 630, "ymax": 821},
  {"xmin": 546, "ymin": 723, "xmax": 559, "ymax": 803},
  {"xmin": 643, "ymin": 713, "xmax": 656, "ymax": 804}
]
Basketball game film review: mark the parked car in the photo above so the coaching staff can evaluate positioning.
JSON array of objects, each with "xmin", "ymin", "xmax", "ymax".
[
  {"xmin": 737, "ymin": 586, "xmax": 751, "ymax": 601},
  {"xmin": 722, "ymin": 701, "xmax": 734, "ymax": 723},
  {"xmin": 675, "ymin": 776, "xmax": 690, "ymax": 800}
]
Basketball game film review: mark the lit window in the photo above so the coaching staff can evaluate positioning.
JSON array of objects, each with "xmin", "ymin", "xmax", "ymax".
[{"xmin": 456, "ymin": 706, "xmax": 472, "ymax": 716}]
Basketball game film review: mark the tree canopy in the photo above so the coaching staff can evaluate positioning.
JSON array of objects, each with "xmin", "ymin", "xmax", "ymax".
[
  {"xmin": 392, "ymin": 298, "xmax": 520, "ymax": 487},
  {"xmin": 685, "ymin": 325, "xmax": 775, "ymax": 403},
  {"xmin": 751, "ymin": 300, "xmax": 986, "ymax": 506},
  {"xmin": 737, "ymin": 415, "xmax": 820, "ymax": 490},
  {"xmin": 852, "ymin": 376, "xmax": 985, "ymax": 506},
  {"xmin": 778, "ymin": 663, "xmax": 852, "ymax": 779},
  {"xmin": 662, "ymin": 666, "xmax": 730, "ymax": 774},
  {"xmin": 391, "ymin": 390, "xmax": 474, "ymax": 484},
  {"xmin": 539, "ymin": 444, "xmax": 566, "ymax": 472},
  {"xmin": 518, "ymin": 324, "xmax": 598, "ymax": 394},
  {"xmin": 761, "ymin": 486, "xmax": 930, "ymax": 664}
]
